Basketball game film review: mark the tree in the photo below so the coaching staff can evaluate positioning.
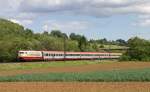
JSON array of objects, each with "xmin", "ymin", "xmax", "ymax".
[
  {"xmin": 70, "ymin": 33, "xmax": 88, "ymax": 51},
  {"xmin": 116, "ymin": 39, "xmax": 127, "ymax": 46},
  {"xmin": 51, "ymin": 30, "xmax": 62, "ymax": 37},
  {"xmin": 50, "ymin": 30, "xmax": 68, "ymax": 39},
  {"xmin": 62, "ymin": 33, "xmax": 68, "ymax": 39},
  {"xmin": 121, "ymin": 37, "xmax": 150, "ymax": 61},
  {"xmin": 78, "ymin": 36, "xmax": 87, "ymax": 51},
  {"xmin": 97, "ymin": 38, "xmax": 108, "ymax": 44},
  {"xmin": 69, "ymin": 33, "xmax": 81, "ymax": 41},
  {"xmin": 92, "ymin": 43, "xmax": 99, "ymax": 51},
  {"xmin": 43, "ymin": 31, "xmax": 49, "ymax": 36}
]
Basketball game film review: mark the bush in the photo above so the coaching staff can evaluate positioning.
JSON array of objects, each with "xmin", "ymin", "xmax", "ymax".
[
  {"xmin": 121, "ymin": 37, "xmax": 150, "ymax": 61},
  {"xmin": 120, "ymin": 55, "xmax": 130, "ymax": 61}
]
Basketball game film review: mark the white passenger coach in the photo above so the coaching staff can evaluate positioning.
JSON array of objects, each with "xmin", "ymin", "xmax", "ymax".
[{"xmin": 18, "ymin": 50, "xmax": 122, "ymax": 61}]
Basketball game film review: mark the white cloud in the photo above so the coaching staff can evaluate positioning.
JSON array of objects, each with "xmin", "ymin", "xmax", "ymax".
[
  {"xmin": 43, "ymin": 24, "xmax": 48, "ymax": 31},
  {"xmin": 0, "ymin": 0, "xmax": 21, "ymax": 12},
  {"xmin": 0, "ymin": 0, "xmax": 150, "ymax": 17},
  {"xmin": 133, "ymin": 14, "xmax": 150, "ymax": 27},
  {"xmin": 13, "ymin": 13, "xmax": 36, "ymax": 20},
  {"xmin": 131, "ymin": 13, "xmax": 150, "ymax": 27},
  {"xmin": 42, "ymin": 20, "xmax": 91, "ymax": 33},
  {"xmin": 1, "ymin": 0, "xmax": 150, "ymax": 27},
  {"xmin": 9, "ymin": 19, "xmax": 33, "ymax": 26},
  {"xmin": 9, "ymin": 19, "xmax": 21, "ymax": 24},
  {"xmin": 18, "ymin": 0, "xmax": 150, "ymax": 16}
]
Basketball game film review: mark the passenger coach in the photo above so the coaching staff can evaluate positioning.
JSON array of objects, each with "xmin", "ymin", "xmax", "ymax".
[{"xmin": 18, "ymin": 50, "xmax": 122, "ymax": 61}]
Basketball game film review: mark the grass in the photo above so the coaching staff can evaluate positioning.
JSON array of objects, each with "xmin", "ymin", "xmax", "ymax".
[
  {"xmin": 0, "ymin": 60, "xmax": 110, "ymax": 71},
  {"xmin": 0, "ymin": 68, "xmax": 150, "ymax": 82}
]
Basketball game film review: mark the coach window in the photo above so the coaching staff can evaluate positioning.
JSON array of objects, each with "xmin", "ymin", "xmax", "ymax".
[
  {"xmin": 45, "ymin": 53, "xmax": 48, "ymax": 56},
  {"xmin": 19, "ymin": 52, "xmax": 24, "ymax": 54}
]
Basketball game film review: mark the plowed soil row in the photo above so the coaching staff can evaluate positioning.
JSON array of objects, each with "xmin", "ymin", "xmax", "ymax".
[
  {"xmin": 0, "ymin": 82, "xmax": 150, "ymax": 92},
  {"xmin": 0, "ymin": 62, "xmax": 150, "ymax": 76}
]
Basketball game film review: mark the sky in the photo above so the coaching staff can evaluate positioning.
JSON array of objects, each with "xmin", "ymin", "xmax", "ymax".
[{"xmin": 1, "ymin": 0, "xmax": 150, "ymax": 40}]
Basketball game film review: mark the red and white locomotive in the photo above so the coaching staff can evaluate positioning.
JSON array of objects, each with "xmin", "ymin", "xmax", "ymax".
[{"xmin": 18, "ymin": 50, "xmax": 122, "ymax": 61}]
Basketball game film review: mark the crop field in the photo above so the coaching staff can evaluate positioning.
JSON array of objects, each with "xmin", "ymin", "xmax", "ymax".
[
  {"xmin": 0, "ymin": 61, "xmax": 150, "ymax": 81},
  {"xmin": 0, "ymin": 68, "xmax": 150, "ymax": 82},
  {"xmin": 0, "ymin": 61, "xmax": 150, "ymax": 92},
  {"xmin": 0, "ymin": 61, "xmax": 150, "ymax": 77},
  {"xmin": 0, "ymin": 82, "xmax": 150, "ymax": 92}
]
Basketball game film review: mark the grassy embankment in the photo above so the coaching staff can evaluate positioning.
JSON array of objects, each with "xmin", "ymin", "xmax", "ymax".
[{"xmin": 0, "ymin": 60, "xmax": 106, "ymax": 71}]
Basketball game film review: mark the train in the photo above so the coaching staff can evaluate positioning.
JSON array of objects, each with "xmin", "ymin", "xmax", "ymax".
[{"xmin": 18, "ymin": 50, "xmax": 122, "ymax": 61}]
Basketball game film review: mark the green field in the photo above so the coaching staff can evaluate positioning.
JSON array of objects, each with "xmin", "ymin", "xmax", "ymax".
[
  {"xmin": 103, "ymin": 45, "xmax": 127, "ymax": 50},
  {"xmin": 0, "ymin": 60, "xmax": 106, "ymax": 71},
  {"xmin": 0, "ymin": 61, "xmax": 150, "ymax": 82},
  {"xmin": 0, "ymin": 68, "xmax": 150, "ymax": 82}
]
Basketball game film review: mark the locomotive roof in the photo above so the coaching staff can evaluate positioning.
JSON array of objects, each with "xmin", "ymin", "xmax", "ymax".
[{"xmin": 19, "ymin": 50, "xmax": 122, "ymax": 55}]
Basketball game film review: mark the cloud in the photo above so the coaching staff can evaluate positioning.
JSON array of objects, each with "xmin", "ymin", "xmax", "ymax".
[
  {"xmin": 42, "ymin": 20, "xmax": 91, "ymax": 33},
  {"xmin": 13, "ymin": 13, "xmax": 36, "ymax": 20},
  {"xmin": 133, "ymin": 15, "xmax": 150, "ymax": 27},
  {"xmin": 10, "ymin": 19, "xmax": 33, "ymax": 26},
  {"xmin": 9, "ymin": 19, "xmax": 21, "ymax": 24},
  {"xmin": 1, "ymin": 0, "xmax": 150, "ymax": 28},
  {"xmin": 0, "ymin": 0, "xmax": 21, "ymax": 12},
  {"xmin": 43, "ymin": 24, "xmax": 49, "ymax": 31},
  {"xmin": 1, "ymin": 0, "xmax": 150, "ymax": 18},
  {"xmin": 138, "ymin": 20, "xmax": 150, "ymax": 27},
  {"xmin": 18, "ymin": 0, "xmax": 150, "ymax": 17}
]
